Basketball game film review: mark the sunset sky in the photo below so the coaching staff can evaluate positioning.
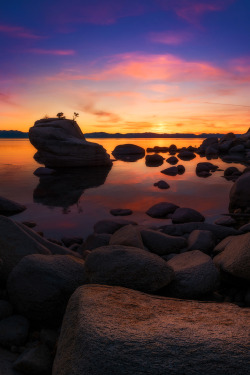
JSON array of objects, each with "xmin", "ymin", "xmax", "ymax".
[{"xmin": 1, "ymin": 0, "xmax": 250, "ymax": 134}]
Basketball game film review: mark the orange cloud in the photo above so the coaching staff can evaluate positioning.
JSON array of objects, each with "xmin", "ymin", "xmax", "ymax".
[{"xmin": 81, "ymin": 102, "xmax": 121, "ymax": 123}]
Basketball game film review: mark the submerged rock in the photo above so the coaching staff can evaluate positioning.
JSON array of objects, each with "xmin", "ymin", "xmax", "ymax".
[
  {"xmin": 29, "ymin": 118, "xmax": 112, "ymax": 167},
  {"xmin": 172, "ymin": 208, "xmax": 205, "ymax": 224},
  {"xmin": 153, "ymin": 180, "xmax": 170, "ymax": 189},
  {"xmin": 53, "ymin": 285, "xmax": 250, "ymax": 375}
]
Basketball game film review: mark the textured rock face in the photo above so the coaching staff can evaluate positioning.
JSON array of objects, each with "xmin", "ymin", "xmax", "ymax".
[
  {"xmin": 166, "ymin": 250, "xmax": 219, "ymax": 298},
  {"xmin": 85, "ymin": 245, "xmax": 174, "ymax": 293},
  {"xmin": 29, "ymin": 118, "xmax": 112, "ymax": 167},
  {"xmin": 53, "ymin": 285, "xmax": 250, "ymax": 375},
  {"xmin": 0, "ymin": 216, "xmax": 51, "ymax": 281},
  {"xmin": 213, "ymin": 232, "xmax": 250, "ymax": 280},
  {"xmin": 229, "ymin": 172, "xmax": 250, "ymax": 211},
  {"xmin": 7, "ymin": 254, "xmax": 87, "ymax": 322}
]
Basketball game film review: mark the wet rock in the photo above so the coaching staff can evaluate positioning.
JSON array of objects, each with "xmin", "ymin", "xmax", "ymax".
[
  {"xmin": 177, "ymin": 150, "xmax": 196, "ymax": 160},
  {"xmin": 85, "ymin": 245, "xmax": 174, "ymax": 293},
  {"xmin": 229, "ymin": 172, "xmax": 250, "ymax": 212},
  {"xmin": 153, "ymin": 180, "xmax": 170, "ymax": 189},
  {"xmin": 109, "ymin": 225, "xmax": 144, "ymax": 249},
  {"xmin": 0, "ymin": 300, "xmax": 13, "ymax": 321},
  {"xmin": 112, "ymin": 144, "xmax": 145, "ymax": 162},
  {"xmin": 8, "ymin": 255, "xmax": 87, "ymax": 322},
  {"xmin": 214, "ymin": 217, "xmax": 236, "ymax": 227},
  {"xmin": 0, "ymin": 315, "xmax": 29, "ymax": 348},
  {"xmin": 160, "ymin": 222, "xmax": 240, "ymax": 241},
  {"xmin": 140, "ymin": 229, "xmax": 187, "ymax": 255},
  {"xmin": 196, "ymin": 162, "xmax": 218, "ymax": 176},
  {"xmin": 29, "ymin": 118, "xmax": 112, "ymax": 167},
  {"xmin": 13, "ymin": 344, "xmax": 53, "ymax": 375},
  {"xmin": 161, "ymin": 166, "xmax": 178, "ymax": 176},
  {"xmin": 146, "ymin": 202, "xmax": 179, "ymax": 218},
  {"xmin": 187, "ymin": 230, "xmax": 215, "ymax": 253},
  {"xmin": 145, "ymin": 154, "xmax": 164, "ymax": 166},
  {"xmin": 0, "ymin": 216, "xmax": 51, "ymax": 281},
  {"xmin": 0, "ymin": 196, "xmax": 26, "ymax": 217},
  {"xmin": 61, "ymin": 237, "xmax": 83, "ymax": 247},
  {"xmin": 213, "ymin": 232, "xmax": 250, "ymax": 281},
  {"xmin": 110, "ymin": 208, "xmax": 133, "ymax": 216},
  {"xmin": 33, "ymin": 167, "xmax": 56, "ymax": 176},
  {"xmin": 198, "ymin": 137, "xmax": 218, "ymax": 153},
  {"xmin": 94, "ymin": 219, "xmax": 137, "ymax": 234},
  {"xmin": 53, "ymin": 285, "xmax": 250, "ymax": 375},
  {"xmin": 166, "ymin": 250, "xmax": 219, "ymax": 298},
  {"xmin": 166, "ymin": 156, "xmax": 178, "ymax": 165},
  {"xmin": 172, "ymin": 208, "xmax": 205, "ymax": 224}
]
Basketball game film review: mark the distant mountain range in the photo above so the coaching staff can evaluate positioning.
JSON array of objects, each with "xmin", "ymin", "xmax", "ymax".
[{"xmin": 0, "ymin": 130, "xmax": 237, "ymax": 139}]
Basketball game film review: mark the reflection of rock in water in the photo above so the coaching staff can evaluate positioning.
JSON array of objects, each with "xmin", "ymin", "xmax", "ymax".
[{"xmin": 33, "ymin": 167, "xmax": 111, "ymax": 209}]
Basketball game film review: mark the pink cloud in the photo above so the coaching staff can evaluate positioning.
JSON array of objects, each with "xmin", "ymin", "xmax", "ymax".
[
  {"xmin": 0, "ymin": 93, "xmax": 16, "ymax": 106},
  {"xmin": 28, "ymin": 49, "xmax": 75, "ymax": 56},
  {"xmin": 149, "ymin": 31, "xmax": 192, "ymax": 45},
  {"xmin": 0, "ymin": 24, "xmax": 43, "ymax": 39},
  {"xmin": 156, "ymin": 0, "xmax": 234, "ymax": 24}
]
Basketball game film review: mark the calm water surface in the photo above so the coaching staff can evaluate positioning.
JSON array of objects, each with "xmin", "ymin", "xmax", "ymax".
[{"xmin": 0, "ymin": 138, "xmax": 244, "ymax": 240}]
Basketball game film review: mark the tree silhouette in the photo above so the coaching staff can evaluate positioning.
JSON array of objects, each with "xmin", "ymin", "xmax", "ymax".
[
  {"xmin": 73, "ymin": 112, "xmax": 79, "ymax": 121},
  {"xmin": 57, "ymin": 112, "xmax": 65, "ymax": 119}
]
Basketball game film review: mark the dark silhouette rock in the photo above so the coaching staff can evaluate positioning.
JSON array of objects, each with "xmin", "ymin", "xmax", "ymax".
[
  {"xmin": 112, "ymin": 144, "xmax": 145, "ymax": 162},
  {"xmin": 166, "ymin": 156, "xmax": 178, "ymax": 165},
  {"xmin": 177, "ymin": 150, "xmax": 196, "ymax": 160},
  {"xmin": 0, "ymin": 196, "xmax": 26, "ymax": 217},
  {"xmin": 153, "ymin": 180, "xmax": 170, "ymax": 189},
  {"xmin": 29, "ymin": 118, "xmax": 112, "ymax": 167},
  {"xmin": 140, "ymin": 229, "xmax": 187, "ymax": 255},
  {"xmin": 110, "ymin": 208, "xmax": 133, "ymax": 216},
  {"xmin": 229, "ymin": 172, "xmax": 250, "ymax": 212},
  {"xmin": 146, "ymin": 202, "xmax": 179, "ymax": 218},
  {"xmin": 172, "ymin": 208, "xmax": 205, "ymax": 224},
  {"xmin": 145, "ymin": 154, "xmax": 164, "ymax": 166}
]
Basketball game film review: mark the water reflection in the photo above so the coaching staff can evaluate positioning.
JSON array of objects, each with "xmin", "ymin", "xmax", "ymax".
[{"xmin": 33, "ymin": 166, "xmax": 112, "ymax": 209}]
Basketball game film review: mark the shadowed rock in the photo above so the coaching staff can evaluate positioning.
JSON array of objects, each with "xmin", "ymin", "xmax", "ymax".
[
  {"xmin": 177, "ymin": 150, "xmax": 196, "ymax": 160},
  {"xmin": 146, "ymin": 202, "xmax": 179, "ymax": 218},
  {"xmin": 33, "ymin": 166, "xmax": 111, "ymax": 208},
  {"xmin": 229, "ymin": 172, "xmax": 250, "ymax": 212},
  {"xmin": 0, "ymin": 196, "xmax": 26, "ymax": 217},
  {"xmin": 145, "ymin": 153, "xmax": 164, "ymax": 166},
  {"xmin": 29, "ymin": 118, "xmax": 112, "ymax": 167},
  {"xmin": 52, "ymin": 285, "xmax": 250, "ymax": 375},
  {"xmin": 112, "ymin": 144, "xmax": 145, "ymax": 162}
]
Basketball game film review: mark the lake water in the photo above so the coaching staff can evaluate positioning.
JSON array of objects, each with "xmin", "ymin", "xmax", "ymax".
[{"xmin": 0, "ymin": 138, "xmax": 245, "ymax": 240}]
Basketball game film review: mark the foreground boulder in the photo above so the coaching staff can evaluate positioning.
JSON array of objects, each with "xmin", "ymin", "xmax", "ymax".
[
  {"xmin": 85, "ymin": 245, "xmax": 174, "ymax": 293},
  {"xmin": 229, "ymin": 172, "xmax": 250, "ymax": 212},
  {"xmin": 146, "ymin": 202, "xmax": 179, "ymax": 218},
  {"xmin": 7, "ymin": 254, "xmax": 87, "ymax": 322},
  {"xmin": 166, "ymin": 250, "xmax": 219, "ymax": 298},
  {"xmin": 0, "ymin": 196, "xmax": 26, "ymax": 217},
  {"xmin": 213, "ymin": 232, "xmax": 250, "ymax": 281},
  {"xmin": 109, "ymin": 225, "xmax": 144, "ymax": 249},
  {"xmin": 53, "ymin": 285, "xmax": 250, "ymax": 375},
  {"xmin": 140, "ymin": 229, "xmax": 187, "ymax": 255},
  {"xmin": 0, "ymin": 216, "xmax": 50, "ymax": 281},
  {"xmin": 29, "ymin": 118, "xmax": 112, "ymax": 167}
]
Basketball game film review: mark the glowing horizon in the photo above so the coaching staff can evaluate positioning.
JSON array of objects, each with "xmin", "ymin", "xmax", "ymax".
[{"xmin": 1, "ymin": 0, "xmax": 249, "ymax": 134}]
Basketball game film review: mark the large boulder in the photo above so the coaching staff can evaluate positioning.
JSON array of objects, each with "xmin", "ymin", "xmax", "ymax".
[
  {"xmin": 229, "ymin": 172, "xmax": 250, "ymax": 211},
  {"xmin": 7, "ymin": 254, "xmax": 87, "ymax": 322},
  {"xmin": 140, "ymin": 229, "xmax": 187, "ymax": 255},
  {"xmin": 0, "ymin": 216, "xmax": 51, "ymax": 281},
  {"xmin": 145, "ymin": 154, "xmax": 164, "ymax": 166},
  {"xmin": 109, "ymin": 225, "xmax": 144, "ymax": 249},
  {"xmin": 0, "ymin": 196, "xmax": 26, "ymax": 217},
  {"xmin": 213, "ymin": 232, "xmax": 250, "ymax": 280},
  {"xmin": 85, "ymin": 245, "xmax": 174, "ymax": 293},
  {"xmin": 112, "ymin": 144, "xmax": 145, "ymax": 162},
  {"xmin": 198, "ymin": 137, "xmax": 218, "ymax": 153},
  {"xmin": 166, "ymin": 250, "xmax": 219, "ymax": 298},
  {"xmin": 29, "ymin": 118, "xmax": 112, "ymax": 167},
  {"xmin": 53, "ymin": 285, "xmax": 250, "ymax": 375},
  {"xmin": 187, "ymin": 230, "xmax": 215, "ymax": 253}
]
